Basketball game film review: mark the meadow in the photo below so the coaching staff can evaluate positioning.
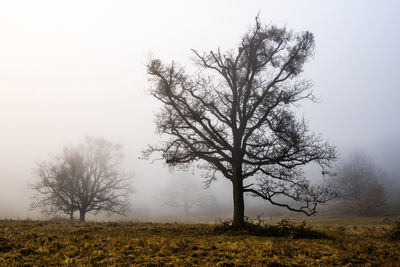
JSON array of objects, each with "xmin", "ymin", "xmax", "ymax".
[{"xmin": 0, "ymin": 218, "xmax": 399, "ymax": 266}]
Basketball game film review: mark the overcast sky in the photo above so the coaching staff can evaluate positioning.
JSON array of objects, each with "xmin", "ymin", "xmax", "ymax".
[{"xmin": 1, "ymin": 0, "xmax": 399, "ymax": 219}]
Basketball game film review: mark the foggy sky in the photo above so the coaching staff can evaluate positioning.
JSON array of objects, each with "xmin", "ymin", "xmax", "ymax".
[{"xmin": 1, "ymin": 0, "xmax": 399, "ymax": 219}]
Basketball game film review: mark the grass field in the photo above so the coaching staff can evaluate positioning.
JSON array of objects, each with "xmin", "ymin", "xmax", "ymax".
[{"xmin": 0, "ymin": 219, "xmax": 399, "ymax": 266}]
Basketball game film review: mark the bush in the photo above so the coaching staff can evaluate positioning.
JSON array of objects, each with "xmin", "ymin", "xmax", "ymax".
[
  {"xmin": 385, "ymin": 218, "xmax": 400, "ymax": 240},
  {"xmin": 214, "ymin": 217, "xmax": 329, "ymax": 239}
]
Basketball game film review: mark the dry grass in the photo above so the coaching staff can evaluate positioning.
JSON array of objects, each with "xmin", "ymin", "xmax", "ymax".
[{"xmin": 0, "ymin": 219, "xmax": 399, "ymax": 266}]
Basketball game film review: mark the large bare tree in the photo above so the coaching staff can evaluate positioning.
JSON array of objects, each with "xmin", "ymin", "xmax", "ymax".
[
  {"xmin": 143, "ymin": 17, "xmax": 337, "ymax": 229},
  {"xmin": 31, "ymin": 137, "xmax": 133, "ymax": 222}
]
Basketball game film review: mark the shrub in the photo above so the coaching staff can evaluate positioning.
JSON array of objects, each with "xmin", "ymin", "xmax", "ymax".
[
  {"xmin": 385, "ymin": 218, "xmax": 400, "ymax": 240},
  {"xmin": 214, "ymin": 218, "xmax": 329, "ymax": 239}
]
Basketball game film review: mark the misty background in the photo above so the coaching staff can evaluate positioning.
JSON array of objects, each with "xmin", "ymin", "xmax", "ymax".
[{"xmin": 1, "ymin": 0, "xmax": 399, "ymax": 220}]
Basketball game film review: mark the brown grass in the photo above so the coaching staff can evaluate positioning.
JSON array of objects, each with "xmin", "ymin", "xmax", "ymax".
[{"xmin": 0, "ymin": 219, "xmax": 399, "ymax": 266}]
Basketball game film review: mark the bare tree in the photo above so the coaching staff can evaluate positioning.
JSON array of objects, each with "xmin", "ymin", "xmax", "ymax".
[
  {"xmin": 329, "ymin": 151, "xmax": 386, "ymax": 214},
  {"xmin": 354, "ymin": 181, "xmax": 385, "ymax": 215},
  {"xmin": 143, "ymin": 17, "xmax": 337, "ymax": 229},
  {"xmin": 31, "ymin": 137, "xmax": 133, "ymax": 222},
  {"xmin": 159, "ymin": 173, "xmax": 217, "ymax": 215}
]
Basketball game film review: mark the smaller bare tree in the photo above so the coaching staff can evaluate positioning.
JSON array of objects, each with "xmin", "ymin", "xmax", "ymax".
[
  {"xmin": 329, "ymin": 151, "xmax": 386, "ymax": 214},
  {"xmin": 159, "ymin": 173, "xmax": 217, "ymax": 214},
  {"xmin": 354, "ymin": 181, "xmax": 385, "ymax": 215},
  {"xmin": 31, "ymin": 137, "xmax": 133, "ymax": 221}
]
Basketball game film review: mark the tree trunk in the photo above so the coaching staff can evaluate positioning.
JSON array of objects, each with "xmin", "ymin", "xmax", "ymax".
[
  {"xmin": 79, "ymin": 210, "xmax": 86, "ymax": 222},
  {"xmin": 70, "ymin": 210, "xmax": 74, "ymax": 222},
  {"xmin": 184, "ymin": 199, "xmax": 189, "ymax": 215},
  {"xmin": 232, "ymin": 175, "xmax": 245, "ymax": 230}
]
